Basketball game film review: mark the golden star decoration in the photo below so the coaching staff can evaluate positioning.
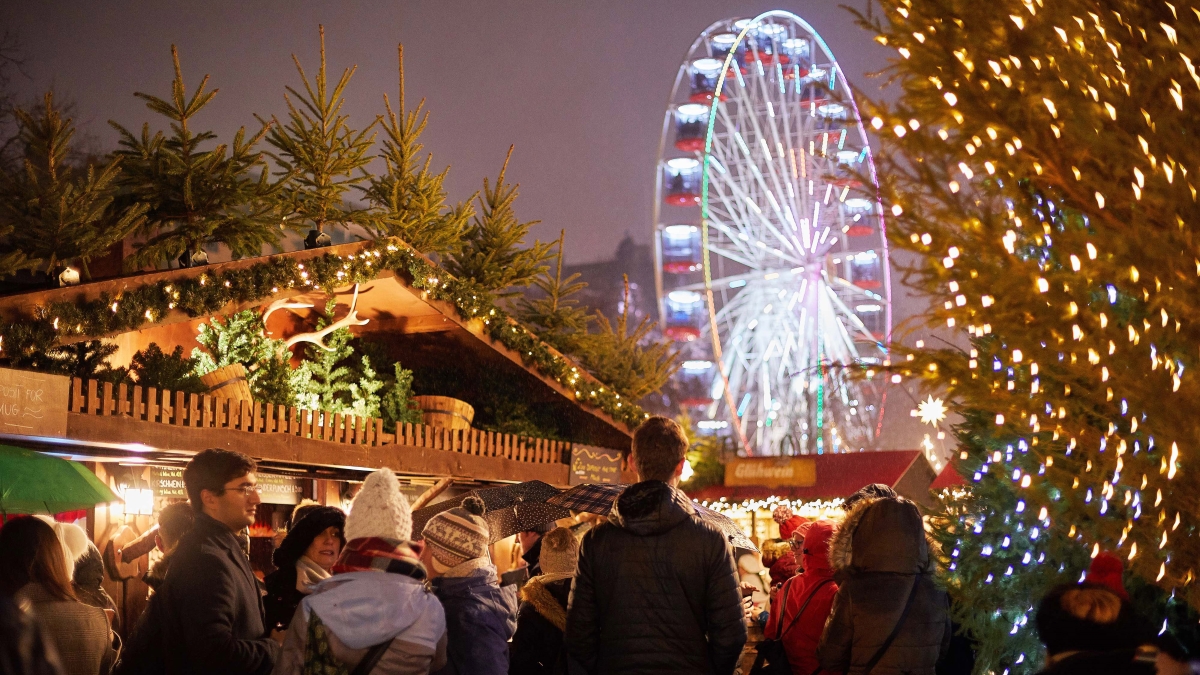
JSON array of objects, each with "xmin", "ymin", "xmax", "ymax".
[{"xmin": 917, "ymin": 395, "xmax": 948, "ymax": 427}]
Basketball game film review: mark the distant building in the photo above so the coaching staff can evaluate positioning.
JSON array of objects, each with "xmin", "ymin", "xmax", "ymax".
[{"xmin": 563, "ymin": 233, "xmax": 656, "ymax": 322}]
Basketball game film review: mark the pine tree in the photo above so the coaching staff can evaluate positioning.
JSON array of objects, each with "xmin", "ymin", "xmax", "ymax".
[
  {"xmin": 1, "ymin": 92, "xmax": 146, "ymax": 278},
  {"xmin": 853, "ymin": 0, "xmax": 1200, "ymax": 669},
  {"xmin": 10, "ymin": 339, "xmax": 128, "ymax": 382},
  {"xmin": 192, "ymin": 309, "xmax": 292, "ymax": 404},
  {"xmin": 678, "ymin": 412, "xmax": 726, "ymax": 493},
  {"xmin": 361, "ymin": 45, "xmax": 473, "ymax": 257},
  {"xmin": 262, "ymin": 26, "xmax": 377, "ymax": 247},
  {"xmin": 288, "ymin": 301, "xmax": 421, "ymax": 429},
  {"xmin": 111, "ymin": 46, "xmax": 279, "ymax": 269},
  {"xmin": 128, "ymin": 343, "xmax": 205, "ymax": 393},
  {"xmin": 515, "ymin": 230, "xmax": 592, "ymax": 353},
  {"xmin": 445, "ymin": 146, "xmax": 553, "ymax": 297},
  {"xmin": 575, "ymin": 276, "xmax": 677, "ymax": 401}
]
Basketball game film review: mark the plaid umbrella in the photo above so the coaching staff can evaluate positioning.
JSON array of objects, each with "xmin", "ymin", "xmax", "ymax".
[
  {"xmin": 411, "ymin": 480, "xmax": 571, "ymax": 543},
  {"xmin": 546, "ymin": 483, "xmax": 628, "ymax": 515},
  {"xmin": 548, "ymin": 483, "xmax": 758, "ymax": 552}
]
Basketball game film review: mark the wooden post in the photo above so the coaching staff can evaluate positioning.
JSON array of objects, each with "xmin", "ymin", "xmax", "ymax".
[{"xmin": 411, "ymin": 478, "xmax": 454, "ymax": 510}]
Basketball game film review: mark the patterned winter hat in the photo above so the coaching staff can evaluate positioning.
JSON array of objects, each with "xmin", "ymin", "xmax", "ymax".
[
  {"xmin": 538, "ymin": 527, "xmax": 578, "ymax": 577},
  {"xmin": 344, "ymin": 468, "xmax": 413, "ymax": 542},
  {"xmin": 422, "ymin": 495, "xmax": 490, "ymax": 572}
]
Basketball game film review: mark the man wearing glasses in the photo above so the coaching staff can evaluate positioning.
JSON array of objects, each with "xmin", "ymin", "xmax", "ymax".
[{"xmin": 157, "ymin": 448, "xmax": 280, "ymax": 675}]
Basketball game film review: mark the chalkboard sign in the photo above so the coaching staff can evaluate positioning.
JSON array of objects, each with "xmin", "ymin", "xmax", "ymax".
[
  {"xmin": 0, "ymin": 367, "xmax": 69, "ymax": 438},
  {"xmin": 150, "ymin": 466, "xmax": 188, "ymax": 499},
  {"xmin": 569, "ymin": 446, "xmax": 622, "ymax": 486}
]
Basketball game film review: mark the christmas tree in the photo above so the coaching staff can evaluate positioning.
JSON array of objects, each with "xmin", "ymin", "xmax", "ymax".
[
  {"xmin": 361, "ymin": 45, "xmax": 472, "ymax": 257},
  {"xmin": 574, "ymin": 276, "xmax": 677, "ymax": 401},
  {"xmin": 514, "ymin": 230, "xmax": 592, "ymax": 354},
  {"xmin": 262, "ymin": 26, "xmax": 377, "ymax": 248},
  {"xmin": 445, "ymin": 146, "xmax": 553, "ymax": 297},
  {"xmin": 854, "ymin": 0, "xmax": 1200, "ymax": 669},
  {"xmin": 111, "ymin": 46, "xmax": 279, "ymax": 269},
  {"xmin": 2, "ymin": 92, "xmax": 147, "ymax": 279}
]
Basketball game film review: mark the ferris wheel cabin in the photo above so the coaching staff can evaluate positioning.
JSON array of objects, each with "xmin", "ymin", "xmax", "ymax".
[
  {"xmin": 662, "ymin": 157, "xmax": 702, "ymax": 206},
  {"xmin": 674, "ymin": 104, "xmax": 710, "ymax": 152},
  {"xmin": 664, "ymin": 290, "xmax": 704, "ymax": 341},
  {"xmin": 660, "ymin": 224, "xmax": 702, "ymax": 273}
]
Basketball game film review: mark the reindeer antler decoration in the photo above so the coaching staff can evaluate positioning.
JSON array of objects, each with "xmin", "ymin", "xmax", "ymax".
[{"xmin": 281, "ymin": 284, "xmax": 370, "ymax": 355}]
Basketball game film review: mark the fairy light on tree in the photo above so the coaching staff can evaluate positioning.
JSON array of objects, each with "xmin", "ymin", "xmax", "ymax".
[{"xmin": 852, "ymin": 0, "xmax": 1200, "ymax": 670}]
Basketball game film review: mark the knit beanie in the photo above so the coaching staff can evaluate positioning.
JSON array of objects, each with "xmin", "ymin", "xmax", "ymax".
[
  {"xmin": 1085, "ymin": 551, "xmax": 1129, "ymax": 600},
  {"xmin": 538, "ymin": 527, "xmax": 578, "ymax": 577},
  {"xmin": 1035, "ymin": 582, "xmax": 1140, "ymax": 655},
  {"xmin": 422, "ymin": 495, "xmax": 490, "ymax": 572},
  {"xmin": 344, "ymin": 468, "xmax": 413, "ymax": 542}
]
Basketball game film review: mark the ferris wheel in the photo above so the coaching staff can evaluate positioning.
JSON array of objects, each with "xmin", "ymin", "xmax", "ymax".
[{"xmin": 653, "ymin": 11, "xmax": 892, "ymax": 456}]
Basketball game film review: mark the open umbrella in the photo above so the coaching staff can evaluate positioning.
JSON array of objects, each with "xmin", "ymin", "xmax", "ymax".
[
  {"xmin": 411, "ymin": 480, "xmax": 572, "ymax": 543},
  {"xmin": 547, "ymin": 482, "xmax": 758, "ymax": 551},
  {"xmin": 0, "ymin": 444, "xmax": 122, "ymax": 515}
]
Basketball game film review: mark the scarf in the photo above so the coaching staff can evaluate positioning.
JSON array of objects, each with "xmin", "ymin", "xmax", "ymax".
[
  {"xmin": 439, "ymin": 556, "xmax": 492, "ymax": 578},
  {"xmin": 295, "ymin": 555, "xmax": 331, "ymax": 593},
  {"xmin": 332, "ymin": 537, "xmax": 426, "ymax": 581}
]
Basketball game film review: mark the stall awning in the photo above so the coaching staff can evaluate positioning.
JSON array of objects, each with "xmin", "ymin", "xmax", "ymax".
[{"xmin": 687, "ymin": 450, "xmax": 937, "ymax": 505}]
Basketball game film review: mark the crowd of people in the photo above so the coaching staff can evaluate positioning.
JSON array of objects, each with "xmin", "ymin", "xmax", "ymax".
[{"xmin": 0, "ymin": 416, "xmax": 1194, "ymax": 675}]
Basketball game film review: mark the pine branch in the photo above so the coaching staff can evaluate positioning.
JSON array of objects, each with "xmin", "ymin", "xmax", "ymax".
[{"xmin": 514, "ymin": 229, "xmax": 591, "ymax": 353}]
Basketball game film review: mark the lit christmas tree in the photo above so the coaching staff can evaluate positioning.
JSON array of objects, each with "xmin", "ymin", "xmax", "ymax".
[{"xmin": 853, "ymin": 0, "xmax": 1200, "ymax": 670}]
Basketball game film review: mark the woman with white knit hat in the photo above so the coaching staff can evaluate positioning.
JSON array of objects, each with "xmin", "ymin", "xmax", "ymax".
[
  {"xmin": 420, "ymin": 496, "xmax": 518, "ymax": 675},
  {"xmin": 273, "ymin": 468, "xmax": 447, "ymax": 675}
]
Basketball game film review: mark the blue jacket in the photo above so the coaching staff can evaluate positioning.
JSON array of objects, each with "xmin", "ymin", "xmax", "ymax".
[{"xmin": 431, "ymin": 565, "xmax": 518, "ymax": 675}]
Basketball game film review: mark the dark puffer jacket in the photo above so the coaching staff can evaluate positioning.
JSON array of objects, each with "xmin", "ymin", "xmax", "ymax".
[
  {"xmin": 817, "ymin": 497, "xmax": 950, "ymax": 675},
  {"xmin": 564, "ymin": 480, "xmax": 747, "ymax": 675}
]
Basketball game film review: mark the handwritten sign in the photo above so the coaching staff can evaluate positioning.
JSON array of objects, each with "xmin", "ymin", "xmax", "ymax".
[
  {"xmin": 725, "ymin": 457, "xmax": 817, "ymax": 488},
  {"xmin": 258, "ymin": 474, "xmax": 303, "ymax": 505},
  {"xmin": 569, "ymin": 446, "xmax": 622, "ymax": 486},
  {"xmin": 0, "ymin": 367, "xmax": 69, "ymax": 438},
  {"xmin": 150, "ymin": 466, "xmax": 188, "ymax": 499}
]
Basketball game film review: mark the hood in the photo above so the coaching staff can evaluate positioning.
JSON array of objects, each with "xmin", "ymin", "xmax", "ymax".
[
  {"xmin": 303, "ymin": 571, "xmax": 444, "ymax": 651},
  {"xmin": 520, "ymin": 576, "xmax": 570, "ymax": 631},
  {"xmin": 610, "ymin": 481, "xmax": 694, "ymax": 536},
  {"xmin": 829, "ymin": 497, "xmax": 933, "ymax": 574},
  {"xmin": 798, "ymin": 520, "xmax": 836, "ymax": 574},
  {"xmin": 430, "ymin": 564, "xmax": 499, "ymax": 598}
]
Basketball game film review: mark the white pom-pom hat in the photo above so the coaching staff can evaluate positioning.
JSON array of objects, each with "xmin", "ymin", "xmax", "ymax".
[{"xmin": 344, "ymin": 468, "xmax": 413, "ymax": 542}]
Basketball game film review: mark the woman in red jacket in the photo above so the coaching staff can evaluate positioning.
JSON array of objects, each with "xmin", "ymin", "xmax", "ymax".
[{"xmin": 763, "ymin": 519, "xmax": 840, "ymax": 675}]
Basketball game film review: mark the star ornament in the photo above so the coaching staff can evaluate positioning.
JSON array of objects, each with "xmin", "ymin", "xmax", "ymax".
[{"xmin": 917, "ymin": 395, "xmax": 948, "ymax": 427}]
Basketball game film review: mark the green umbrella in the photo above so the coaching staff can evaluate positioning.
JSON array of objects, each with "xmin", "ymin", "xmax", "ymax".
[{"xmin": 0, "ymin": 444, "xmax": 122, "ymax": 515}]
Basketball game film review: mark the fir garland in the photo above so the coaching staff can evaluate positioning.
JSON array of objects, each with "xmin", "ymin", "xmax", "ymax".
[{"xmin": 0, "ymin": 238, "xmax": 646, "ymax": 430}]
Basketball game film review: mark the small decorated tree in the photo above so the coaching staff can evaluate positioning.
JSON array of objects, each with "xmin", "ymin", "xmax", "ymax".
[
  {"xmin": 361, "ymin": 45, "xmax": 472, "ymax": 257},
  {"xmin": 2, "ymin": 92, "xmax": 146, "ymax": 280},
  {"xmin": 445, "ymin": 146, "xmax": 552, "ymax": 297},
  {"xmin": 111, "ymin": 46, "xmax": 279, "ymax": 269},
  {"xmin": 262, "ymin": 26, "xmax": 377, "ymax": 248}
]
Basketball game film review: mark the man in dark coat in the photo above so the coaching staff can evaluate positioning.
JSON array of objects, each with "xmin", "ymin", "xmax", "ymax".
[
  {"xmin": 818, "ymin": 495, "xmax": 950, "ymax": 675},
  {"xmin": 565, "ymin": 416, "xmax": 747, "ymax": 675},
  {"xmin": 158, "ymin": 449, "xmax": 279, "ymax": 675}
]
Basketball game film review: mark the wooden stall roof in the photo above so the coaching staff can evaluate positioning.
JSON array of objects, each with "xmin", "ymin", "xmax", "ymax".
[{"xmin": 0, "ymin": 241, "xmax": 634, "ymax": 450}]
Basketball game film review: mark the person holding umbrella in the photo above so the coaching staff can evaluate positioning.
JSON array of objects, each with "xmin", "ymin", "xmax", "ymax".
[{"xmin": 564, "ymin": 416, "xmax": 747, "ymax": 675}]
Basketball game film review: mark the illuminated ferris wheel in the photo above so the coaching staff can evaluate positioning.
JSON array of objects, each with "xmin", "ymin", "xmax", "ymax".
[{"xmin": 653, "ymin": 11, "xmax": 892, "ymax": 455}]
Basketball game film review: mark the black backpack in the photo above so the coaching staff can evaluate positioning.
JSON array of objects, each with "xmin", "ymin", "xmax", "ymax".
[{"xmin": 750, "ymin": 578, "xmax": 834, "ymax": 675}]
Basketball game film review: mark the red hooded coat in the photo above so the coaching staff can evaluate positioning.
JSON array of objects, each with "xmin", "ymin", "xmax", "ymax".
[{"xmin": 763, "ymin": 520, "xmax": 840, "ymax": 675}]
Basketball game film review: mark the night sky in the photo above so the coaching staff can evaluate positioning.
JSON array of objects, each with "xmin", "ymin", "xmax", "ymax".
[
  {"xmin": 5, "ymin": 1, "xmax": 935, "ymax": 450},
  {"xmin": 5, "ymin": 0, "xmax": 891, "ymax": 264}
]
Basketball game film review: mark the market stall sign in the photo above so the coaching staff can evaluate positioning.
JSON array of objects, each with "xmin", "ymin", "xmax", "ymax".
[
  {"xmin": 150, "ymin": 467, "xmax": 187, "ymax": 499},
  {"xmin": 570, "ymin": 446, "xmax": 622, "ymax": 486},
  {"xmin": 725, "ymin": 457, "xmax": 817, "ymax": 488},
  {"xmin": 0, "ymin": 367, "xmax": 69, "ymax": 438},
  {"xmin": 258, "ymin": 474, "xmax": 303, "ymax": 504}
]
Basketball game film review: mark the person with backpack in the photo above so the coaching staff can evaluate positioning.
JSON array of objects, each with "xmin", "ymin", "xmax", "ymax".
[
  {"xmin": 817, "ymin": 495, "xmax": 950, "ymax": 675},
  {"xmin": 272, "ymin": 467, "xmax": 447, "ymax": 675},
  {"xmin": 755, "ymin": 520, "xmax": 839, "ymax": 675}
]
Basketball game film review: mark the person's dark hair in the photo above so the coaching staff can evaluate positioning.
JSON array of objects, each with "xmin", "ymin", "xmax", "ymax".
[
  {"xmin": 1035, "ymin": 582, "xmax": 1140, "ymax": 655},
  {"xmin": 843, "ymin": 483, "xmax": 898, "ymax": 510},
  {"xmin": 183, "ymin": 448, "xmax": 256, "ymax": 512},
  {"xmin": 157, "ymin": 501, "xmax": 195, "ymax": 546},
  {"xmin": 0, "ymin": 517, "xmax": 77, "ymax": 601},
  {"xmin": 631, "ymin": 416, "xmax": 689, "ymax": 482}
]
